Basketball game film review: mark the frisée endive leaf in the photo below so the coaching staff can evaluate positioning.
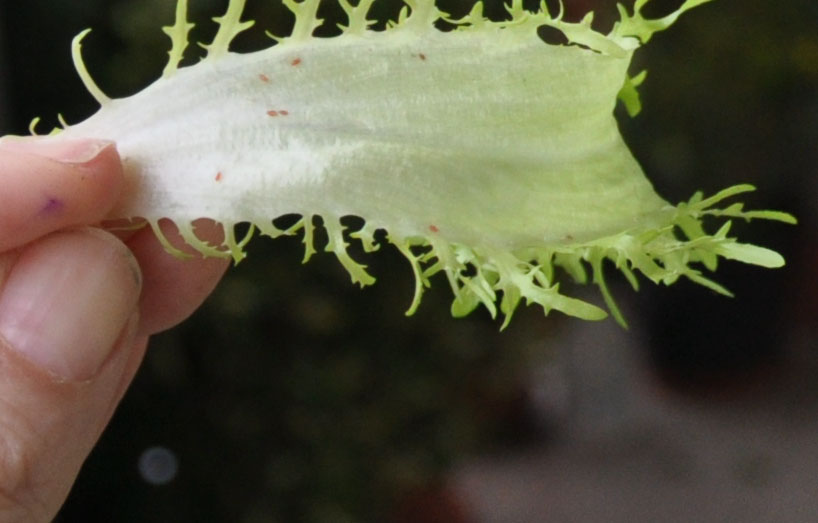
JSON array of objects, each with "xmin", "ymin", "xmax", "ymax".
[{"xmin": 3, "ymin": 0, "xmax": 795, "ymax": 328}]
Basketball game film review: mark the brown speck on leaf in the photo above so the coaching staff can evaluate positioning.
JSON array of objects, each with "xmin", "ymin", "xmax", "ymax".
[
  {"xmin": 267, "ymin": 110, "xmax": 279, "ymax": 117},
  {"xmin": 418, "ymin": 53, "xmax": 426, "ymax": 60},
  {"xmin": 291, "ymin": 57, "xmax": 302, "ymax": 66},
  {"xmin": 429, "ymin": 224, "xmax": 439, "ymax": 233},
  {"xmin": 259, "ymin": 74, "xmax": 270, "ymax": 83},
  {"xmin": 215, "ymin": 172, "xmax": 223, "ymax": 181}
]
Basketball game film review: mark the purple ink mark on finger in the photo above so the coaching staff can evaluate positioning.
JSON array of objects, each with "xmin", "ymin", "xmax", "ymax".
[{"xmin": 41, "ymin": 197, "xmax": 64, "ymax": 215}]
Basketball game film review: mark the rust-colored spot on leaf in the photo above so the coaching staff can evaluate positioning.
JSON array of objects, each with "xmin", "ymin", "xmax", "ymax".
[
  {"xmin": 291, "ymin": 57, "xmax": 302, "ymax": 66},
  {"xmin": 259, "ymin": 74, "xmax": 270, "ymax": 83},
  {"xmin": 215, "ymin": 172, "xmax": 223, "ymax": 181},
  {"xmin": 429, "ymin": 224, "xmax": 439, "ymax": 233},
  {"xmin": 418, "ymin": 53, "xmax": 426, "ymax": 61},
  {"xmin": 280, "ymin": 110, "xmax": 289, "ymax": 116},
  {"xmin": 267, "ymin": 110, "xmax": 279, "ymax": 117}
]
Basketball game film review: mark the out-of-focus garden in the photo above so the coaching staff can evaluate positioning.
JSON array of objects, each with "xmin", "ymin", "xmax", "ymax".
[{"xmin": 0, "ymin": 0, "xmax": 815, "ymax": 521}]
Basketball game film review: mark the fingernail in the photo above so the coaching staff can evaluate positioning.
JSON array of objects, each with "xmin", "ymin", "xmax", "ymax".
[
  {"xmin": 0, "ymin": 229, "xmax": 142, "ymax": 381},
  {"xmin": 0, "ymin": 136, "xmax": 114, "ymax": 165}
]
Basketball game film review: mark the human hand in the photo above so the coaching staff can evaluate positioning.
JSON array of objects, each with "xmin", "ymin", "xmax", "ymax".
[{"xmin": 0, "ymin": 137, "xmax": 229, "ymax": 522}]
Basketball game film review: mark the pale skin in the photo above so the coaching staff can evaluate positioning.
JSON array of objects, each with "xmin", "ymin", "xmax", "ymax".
[{"xmin": 0, "ymin": 137, "xmax": 229, "ymax": 522}]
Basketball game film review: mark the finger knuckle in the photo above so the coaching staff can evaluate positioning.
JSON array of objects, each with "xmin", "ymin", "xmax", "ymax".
[{"xmin": 0, "ymin": 414, "xmax": 47, "ymax": 521}]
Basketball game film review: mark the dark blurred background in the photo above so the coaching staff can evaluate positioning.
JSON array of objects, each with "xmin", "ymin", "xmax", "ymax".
[{"xmin": 0, "ymin": 0, "xmax": 815, "ymax": 521}]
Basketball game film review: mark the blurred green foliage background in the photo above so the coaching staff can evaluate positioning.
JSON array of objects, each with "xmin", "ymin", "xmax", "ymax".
[{"xmin": 0, "ymin": 0, "xmax": 814, "ymax": 521}]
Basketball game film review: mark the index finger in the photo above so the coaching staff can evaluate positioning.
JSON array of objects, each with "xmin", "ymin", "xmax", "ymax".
[{"xmin": 0, "ymin": 138, "xmax": 124, "ymax": 251}]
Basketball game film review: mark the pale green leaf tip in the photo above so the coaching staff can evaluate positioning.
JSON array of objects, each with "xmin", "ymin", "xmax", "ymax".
[
  {"xmin": 618, "ymin": 70, "xmax": 648, "ymax": 117},
  {"xmin": 162, "ymin": 0, "xmax": 195, "ymax": 77},
  {"xmin": 71, "ymin": 29, "xmax": 111, "ymax": 106}
]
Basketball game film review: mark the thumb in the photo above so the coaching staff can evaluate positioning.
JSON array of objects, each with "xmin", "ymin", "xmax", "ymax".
[{"xmin": 0, "ymin": 228, "xmax": 144, "ymax": 522}]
